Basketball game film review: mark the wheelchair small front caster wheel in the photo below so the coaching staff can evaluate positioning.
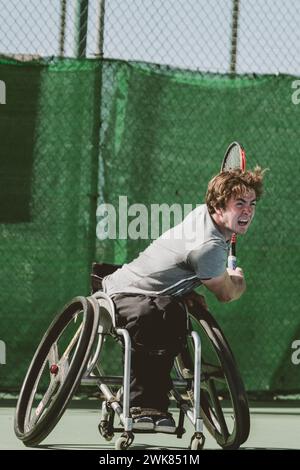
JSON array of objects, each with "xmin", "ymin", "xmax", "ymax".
[
  {"xmin": 115, "ymin": 432, "xmax": 134, "ymax": 450},
  {"xmin": 190, "ymin": 432, "xmax": 205, "ymax": 450}
]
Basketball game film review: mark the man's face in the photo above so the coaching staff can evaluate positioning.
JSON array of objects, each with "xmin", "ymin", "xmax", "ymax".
[{"xmin": 217, "ymin": 189, "xmax": 256, "ymax": 236}]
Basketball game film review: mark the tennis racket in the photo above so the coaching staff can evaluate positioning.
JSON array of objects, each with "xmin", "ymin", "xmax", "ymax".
[{"xmin": 221, "ymin": 141, "xmax": 246, "ymax": 270}]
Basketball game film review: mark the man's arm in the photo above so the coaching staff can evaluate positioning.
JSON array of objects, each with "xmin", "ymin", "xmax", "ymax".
[{"xmin": 201, "ymin": 267, "xmax": 246, "ymax": 303}]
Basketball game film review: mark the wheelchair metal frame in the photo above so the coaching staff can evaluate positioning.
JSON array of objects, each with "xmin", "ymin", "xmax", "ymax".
[{"xmin": 80, "ymin": 291, "xmax": 205, "ymax": 450}]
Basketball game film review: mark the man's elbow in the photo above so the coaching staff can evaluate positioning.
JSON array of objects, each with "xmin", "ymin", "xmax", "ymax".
[
  {"xmin": 216, "ymin": 292, "xmax": 234, "ymax": 303},
  {"xmin": 216, "ymin": 288, "xmax": 245, "ymax": 303}
]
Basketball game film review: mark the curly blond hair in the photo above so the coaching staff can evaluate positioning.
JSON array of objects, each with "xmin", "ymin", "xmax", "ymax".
[{"xmin": 205, "ymin": 166, "xmax": 266, "ymax": 215}]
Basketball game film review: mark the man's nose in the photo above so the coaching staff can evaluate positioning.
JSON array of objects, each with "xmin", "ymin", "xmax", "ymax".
[{"xmin": 243, "ymin": 206, "xmax": 252, "ymax": 215}]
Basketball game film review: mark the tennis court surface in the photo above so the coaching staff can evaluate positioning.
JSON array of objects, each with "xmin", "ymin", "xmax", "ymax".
[{"xmin": 1, "ymin": 402, "xmax": 299, "ymax": 450}]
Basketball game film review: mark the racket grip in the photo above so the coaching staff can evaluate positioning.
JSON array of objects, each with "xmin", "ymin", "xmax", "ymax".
[{"xmin": 228, "ymin": 255, "xmax": 237, "ymax": 270}]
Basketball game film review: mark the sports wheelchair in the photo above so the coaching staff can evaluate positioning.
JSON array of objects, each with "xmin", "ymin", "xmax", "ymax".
[{"xmin": 14, "ymin": 263, "xmax": 250, "ymax": 450}]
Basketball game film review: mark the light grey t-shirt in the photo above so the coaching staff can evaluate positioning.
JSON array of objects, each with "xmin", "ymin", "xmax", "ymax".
[{"xmin": 102, "ymin": 204, "xmax": 228, "ymax": 297}]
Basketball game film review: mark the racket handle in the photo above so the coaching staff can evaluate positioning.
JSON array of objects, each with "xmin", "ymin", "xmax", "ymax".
[
  {"xmin": 228, "ymin": 233, "xmax": 237, "ymax": 269},
  {"xmin": 228, "ymin": 255, "xmax": 237, "ymax": 270}
]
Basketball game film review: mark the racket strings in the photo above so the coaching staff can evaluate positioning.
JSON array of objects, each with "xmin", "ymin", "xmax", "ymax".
[{"xmin": 223, "ymin": 147, "xmax": 242, "ymax": 171}]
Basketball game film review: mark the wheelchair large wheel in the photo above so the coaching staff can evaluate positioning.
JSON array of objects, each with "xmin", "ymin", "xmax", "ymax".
[
  {"xmin": 175, "ymin": 305, "xmax": 250, "ymax": 450},
  {"xmin": 14, "ymin": 296, "xmax": 99, "ymax": 446}
]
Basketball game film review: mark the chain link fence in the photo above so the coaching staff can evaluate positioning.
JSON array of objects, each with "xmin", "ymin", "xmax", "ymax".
[
  {"xmin": 1, "ymin": 1, "xmax": 300, "ymax": 73},
  {"xmin": 1, "ymin": 1, "xmax": 300, "ymax": 398}
]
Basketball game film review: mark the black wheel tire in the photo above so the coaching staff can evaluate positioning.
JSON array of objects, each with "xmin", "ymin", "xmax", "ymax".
[
  {"xmin": 14, "ymin": 296, "xmax": 99, "ymax": 446},
  {"xmin": 176, "ymin": 306, "xmax": 250, "ymax": 450}
]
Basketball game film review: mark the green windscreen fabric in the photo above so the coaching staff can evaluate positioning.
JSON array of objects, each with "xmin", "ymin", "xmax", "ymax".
[
  {"xmin": 1, "ymin": 57, "xmax": 299, "ymax": 396},
  {"xmin": 0, "ymin": 57, "xmax": 100, "ymax": 391},
  {"xmin": 97, "ymin": 60, "xmax": 300, "ymax": 396},
  {"xmin": 0, "ymin": 61, "xmax": 41, "ymax": 222}
]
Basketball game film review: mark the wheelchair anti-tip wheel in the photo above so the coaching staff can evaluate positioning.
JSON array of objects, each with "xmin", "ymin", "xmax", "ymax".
[
  {"xmin": 190, "ymin": 432, "xmax": 205, "ymax": 450},
  {"xmin": 175, "ymin": 305, "xmax": 250, "ymax": 450},
  {"xmin": 14, "ymin": 296, "xmax": 99, "ymax": 447}
]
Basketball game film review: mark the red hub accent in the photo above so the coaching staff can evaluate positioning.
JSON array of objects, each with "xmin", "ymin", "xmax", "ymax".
[{"xmin": 50, "ymin": 364, "xmax": 59, "ymax": 375}]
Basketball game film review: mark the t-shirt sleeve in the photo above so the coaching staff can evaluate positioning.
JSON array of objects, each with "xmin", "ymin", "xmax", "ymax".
[{"xmin": 187, "ymin": 240, "xmax": 227, "ymax": 280}]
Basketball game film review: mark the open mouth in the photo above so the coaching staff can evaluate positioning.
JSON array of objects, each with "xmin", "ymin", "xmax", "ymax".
[{"xmin": 238, "ymin": 219, "xmax": 248, "ymax": 227}]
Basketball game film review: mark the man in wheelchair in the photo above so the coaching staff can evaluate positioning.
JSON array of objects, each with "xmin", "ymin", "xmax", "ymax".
[{"xmin": 101, "ymin": 168, "xmax": 264, "ymax": 433}]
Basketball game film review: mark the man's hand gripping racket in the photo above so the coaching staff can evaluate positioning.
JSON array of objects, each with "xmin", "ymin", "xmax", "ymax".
[{"xmin": 221, "ymin": 141, "xmax": 246, "ymax": 270}]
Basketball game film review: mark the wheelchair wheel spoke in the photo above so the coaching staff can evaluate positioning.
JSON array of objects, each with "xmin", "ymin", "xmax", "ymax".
[
  {"xmin": 57, "ymin": 357, "xmax": 70, "ymax": 382},
  {"xmin": 61, "ymin": 323, "xmax": 83, "ymax": 360},
  {"xmin": 206, "ymin": 379, "xmax": 229, "ymax": 439},
  {"xmin": 202, "ymin": 360, "xmax": 226, "ymax": 383},
  {"xmin": 25, "ymin": 375, "xmax": 60, "ymax": 432},
  {"xmin": 24, "ymin": 357, "xmax": 48, "ymax": 432},
  {"xmin": 48, "ymin": 343, "xmax": 59, "ymax": 366},
  {"xmin": 48, "ymin": 343, "xmax": 59, "ymax": 377}
]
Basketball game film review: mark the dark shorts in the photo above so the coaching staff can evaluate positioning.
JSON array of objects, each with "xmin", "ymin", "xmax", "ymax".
[{"xmin": 113, "ymin": 293, "xmax": 187, "ymax": 353}]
